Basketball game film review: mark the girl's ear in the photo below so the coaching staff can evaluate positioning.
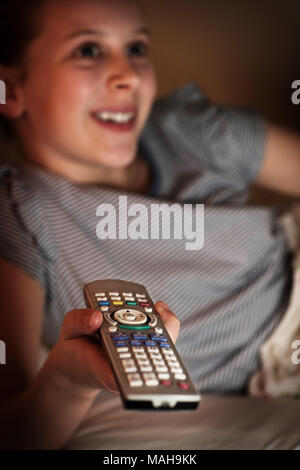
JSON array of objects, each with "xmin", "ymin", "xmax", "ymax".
[{"xmin": 0, "ymin": 66, "xmax": 26, "ymax": 119}]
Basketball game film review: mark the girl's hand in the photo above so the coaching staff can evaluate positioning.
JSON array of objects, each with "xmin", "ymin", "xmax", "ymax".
[{"xmin": 46, "ymin": 301, "xmax": 180, "ymax": 397}]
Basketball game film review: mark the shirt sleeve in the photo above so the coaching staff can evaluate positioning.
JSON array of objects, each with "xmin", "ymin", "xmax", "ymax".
[
  {"xmin": 150, "ymin": 82, "xmax": 267, "ymax": 188},
  {"xmin": 0, "ymin": 165, "xmax": 55, "ymax": 289}
]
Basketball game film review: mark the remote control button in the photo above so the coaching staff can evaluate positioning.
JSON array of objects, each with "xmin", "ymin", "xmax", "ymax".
[
  {"xmin": 127, "ymin": 374, "xmax": 143, "ymax": 387},
  {"xmin": 119, "ymin": 353, "xmax": 132, "ymax": 359},
  {"xmin": 122, "ymin": 292, "xmax": 133, "ymax": 296},
  {"xmin": 158, "ymin": 373, "xmax": 170, "ymax": 380},
  {"xmin": 116, "ymin": 347, "xmax": 128, "ymax": 352},
  {"xmin": 108, "ymin": 326, "xmax": 117, "ymax": 333},
  {"xmin": 147, "ymin": 347, "xmax": 159, "ymax": 353},
  {"xmin": 178, "ymin": 381, "xmax": 190, "ymax": 390},
  {"xmin": 95, "ymin": 292, "xmax": 106, "ymax": 297},
  {"xmin": 155, "ymin": 366, "xmax": 168, "ymax": 373},
  {"xmin": 140, "ymin": 365, "xmax": 153, "ymax": 372},
  {"xmin": 150, "ymin": 334, "xmax": 167, "ymax": 342},
  {"xmin": 111, "ymin": 333, "xmax": 130, "ymax": 340},
  {"xmin": 124, "ymin": 314, "xmax": 136, "ymax": 321},
  {"xmin": 161, "ymin": 380, "xmax": 172, "ymax": 387},
  {"xmin": 104, "ymin": 312, "xmax": 118, "ymax": 326},
  {"xmin": 162, "ymin": 349, "xmax": 175, "ymax": 356},
  {"xmin": 110, "ymin": 296, "xmax": 121, "ymax": 301},
  {"xmin": 137, "ymin": 359, "xmax": 150, "ymax": 365},
  {"xmin": 148, "ymin": 314, "xmax": 157, "ymax": 328},
  {"xmin": 166, "ymin": 356, "xmax": 178, "ymax": 362},
  {"xmin": 136, "ymin": 294, "xmax": 146, "ymax": 298},
  {"xmin": 150, "ymin": 356, "xmax": 163, "ymax": 363},
  {"xmin": 145, "ymin": 341, "xmax": 156, "ymax": 347},
  {"xmin": 132, "ymin": 347, "xmax": 145, "ymax": 353},
  {"xmin": 124, "ymin": 366, "xmax": 138, "ymax": 373},
  {"xmin": 112, "ymin": 301, "xmax": 123, "ymax": 306},
  {"xmin": 122, "ymin": 359, "xmax": 136, "ymax": 368},
  {"xmin": 114, "ymin": 309, "xmax": 147, "ymax": 326},
  {"xmin": 155, "ymin": 327, "xmax": 163, "ymax": 334},
  {"xmin": 159, "ymin": 343, "xmax": 170, "ymax": 348},
  {"xmin": 171, "ymin": 367, "xmax": 183, "ymax": 374},
  {"xmin": 101, "ymin": 306, "xmax": 109, "ymax": 312},
  {"xmin": 152, "ymin": 359, "xmax": 165, "ymax": 366},
  {"xmin": 143, "ymin": 373, "xmax": 159, "ymax": 387},
  {"xmin": 145, "ymin": 308, "xmax": 153, "ymax": 313},
  {"xmin": 98, "ymin": 301, "xmax": 110, "ymax": 306},
  {"xmin": 175, "ymin": 374, "xmax": 186, "ymax": 380},
  {"xmin": 114, "ymin": 341, "xmax": 127, "ymax": 347},
  {"xmin": 96, "ymin": 296, "xmax": 108, "ymax": 301},
  {"xmin": 130, "ymin": 341, "xmax": 142, "ymax": 347},
  {"xmin": 168, "ymin": 361, "xmax": 181, "ymax": 369},
  {"xmin": 125, "ymin": 302, "xmax": 137, "ymax": 306},
  {"xmin": 124, "ymin": 296, "xmax": 135, "ymax": 301},
  {"xmin": 132, "ymin": 333, "xmax": 148, "ymax": 340},
  {"xmin": 134, "ymin": 352, "xmax": 147, "ymax": 359},
  {"xmin": 109, "ymin": 292, "xmax": 120, "ymax": 296},
  {"xmin": 139, "ymin": 302, "xmax": 150, "ymax": 307}
]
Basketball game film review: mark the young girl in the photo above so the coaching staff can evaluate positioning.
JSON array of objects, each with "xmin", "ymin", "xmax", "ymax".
[{"xmin": 0, "ymin": 0, "xmax": 299, "ymax": 450}]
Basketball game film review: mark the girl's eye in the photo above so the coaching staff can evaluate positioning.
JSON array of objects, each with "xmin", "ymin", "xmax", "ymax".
[
  {"xmin": 74, "ymin": 43, "xmax": 102, "ymax": 59},
  {"xmin": 128, "ymin": 41, "xmax": 149, "ymax": 58}
]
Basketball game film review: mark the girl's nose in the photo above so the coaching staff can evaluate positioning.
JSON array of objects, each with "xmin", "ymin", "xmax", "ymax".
[{"xmin": 107, "ymin": 56, "xmax": 140, "ymax": 91}]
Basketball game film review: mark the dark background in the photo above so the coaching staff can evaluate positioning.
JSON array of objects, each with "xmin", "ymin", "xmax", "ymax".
[{"xmin": 1, "ymin": 0, "xmax": 300, "ymax": 205}]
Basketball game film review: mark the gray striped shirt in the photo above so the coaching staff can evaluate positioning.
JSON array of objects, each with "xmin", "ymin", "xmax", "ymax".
[{"xmin": 0, "ymin": 82, "xmax": 293, "ymax": 393}]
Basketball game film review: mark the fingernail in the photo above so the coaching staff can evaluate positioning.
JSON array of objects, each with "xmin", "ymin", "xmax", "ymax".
[
  {"xmin": 157, "ymin": 301, "xmax": 170, "ymax": 310},
  {"xmin": 90, "ymin": 311, "xmax": 101, "ymax": 326}
]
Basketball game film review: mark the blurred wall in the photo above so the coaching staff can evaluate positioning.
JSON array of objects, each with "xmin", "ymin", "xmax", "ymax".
[{"xmin": 1, "ymin": 0, "xmax": 300, "ymax": 204}]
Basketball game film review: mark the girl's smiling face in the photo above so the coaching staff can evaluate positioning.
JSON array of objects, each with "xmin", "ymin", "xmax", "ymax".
[{"xmin": 11, "ymin": 0, "xmax": 157, "ymax": 181}]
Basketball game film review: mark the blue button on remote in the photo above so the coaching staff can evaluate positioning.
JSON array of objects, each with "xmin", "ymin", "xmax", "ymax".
[
  {"xmin": 132, "ymin": 334, "xmax": 148, "ymax": 340},
  {"xmin": 159, "ymin": 343, "xmax": 171, "ymax": 348},
  {"xmin": 98, "ymin": 301, "xmax": 110, "ymax": 306},
  {"xmin": 111, "ymin": 334, "xmax": 129, "ymax": 341},
  {"xmin": 114, "ymin": 341, "xmax": 127, "ymax": 347},
  {"xmin": 130, "ymin": 341, "xmax": 142, "ymax": 346},
  {"xmin": 145, "ymin": 341, "xmax": 156, "ymax": 347},
  {"xmin": 150, "ymin": 334, "xmax": 167, "ymax": 342}
]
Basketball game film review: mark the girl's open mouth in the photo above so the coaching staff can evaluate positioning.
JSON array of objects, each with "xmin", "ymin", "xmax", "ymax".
[{"xmin": 91, "ymin": 110, "xmax": 137, "ymax": 133}]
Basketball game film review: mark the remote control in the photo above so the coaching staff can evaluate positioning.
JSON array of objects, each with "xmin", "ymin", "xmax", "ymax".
[{"xmin": 83, "ymin": 279, "xmax": 201, "ymax": 410}]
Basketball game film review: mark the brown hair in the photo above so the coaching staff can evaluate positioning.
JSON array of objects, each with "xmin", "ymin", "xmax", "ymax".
[
  {"xmin": 0, "ymin": 1, "xmax": 47, "ymax": 138},
  {"xmin": 0, "ymin": 0, "xmax": 148, "ymax": 139}
]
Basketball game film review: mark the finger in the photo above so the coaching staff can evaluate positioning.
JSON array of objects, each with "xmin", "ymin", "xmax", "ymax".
[
  {"xmin": 155, "ymin": 301, "xmax": 180, "ymax": 344},
  {"xmin": 60, "ymin": 308, "xmax": 103, "ymax": 340}
]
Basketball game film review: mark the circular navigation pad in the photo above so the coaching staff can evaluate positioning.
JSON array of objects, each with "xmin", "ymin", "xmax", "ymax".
[{"xmin": 113, "ymin": 309, "xmax": 148, "ymax": 326}]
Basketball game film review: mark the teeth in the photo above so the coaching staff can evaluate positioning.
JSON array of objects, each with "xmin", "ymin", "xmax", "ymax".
[{"xmin": 95, "ymin": 111, "xmax": 135, "ymax": 123}]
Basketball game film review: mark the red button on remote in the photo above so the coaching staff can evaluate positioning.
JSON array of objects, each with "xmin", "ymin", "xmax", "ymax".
[
  {"xmin": 139, "ymin": 302, "xmax": 150, "ymax": 307},
  {"xmin": 178, "ymin": 381, "xmax": 190, "ymax": 390},
  {"xmin": 161, "ymin": 380, "xmax": 172, "ymax": 387}
]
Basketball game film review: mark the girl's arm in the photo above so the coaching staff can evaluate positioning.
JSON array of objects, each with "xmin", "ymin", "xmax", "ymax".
[
  {"xmin": 0, "ymin": 257, "xmax": 99, "ymax": 449},
  {"xmin": 0, "ymin": 257, "xmax": 180, "ymax": 449}
]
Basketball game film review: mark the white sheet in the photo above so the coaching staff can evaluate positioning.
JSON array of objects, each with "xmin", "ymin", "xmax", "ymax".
[
  {"xmin": 40, "ymin": 340, "xmax": 300, "ymax": 450},
  {"xmin": 62, "ymin": 389, "xmax": 300, "ymax": 450}
]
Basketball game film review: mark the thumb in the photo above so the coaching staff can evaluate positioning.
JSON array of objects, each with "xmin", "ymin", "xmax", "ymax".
[{"xmin": 60, "ymin": 308, "xmax": 103, "ymax": 340}]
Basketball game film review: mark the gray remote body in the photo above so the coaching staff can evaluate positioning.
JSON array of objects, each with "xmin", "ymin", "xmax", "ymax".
[{"xmin": 83, "ymin": 279, "xmax": 201, "ymax": 410}]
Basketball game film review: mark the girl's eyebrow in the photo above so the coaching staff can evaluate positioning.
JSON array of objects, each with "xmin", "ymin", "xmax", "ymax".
[{"xmin": 63, "ymin": 27, "xmax": 151, "ymax": 42}]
